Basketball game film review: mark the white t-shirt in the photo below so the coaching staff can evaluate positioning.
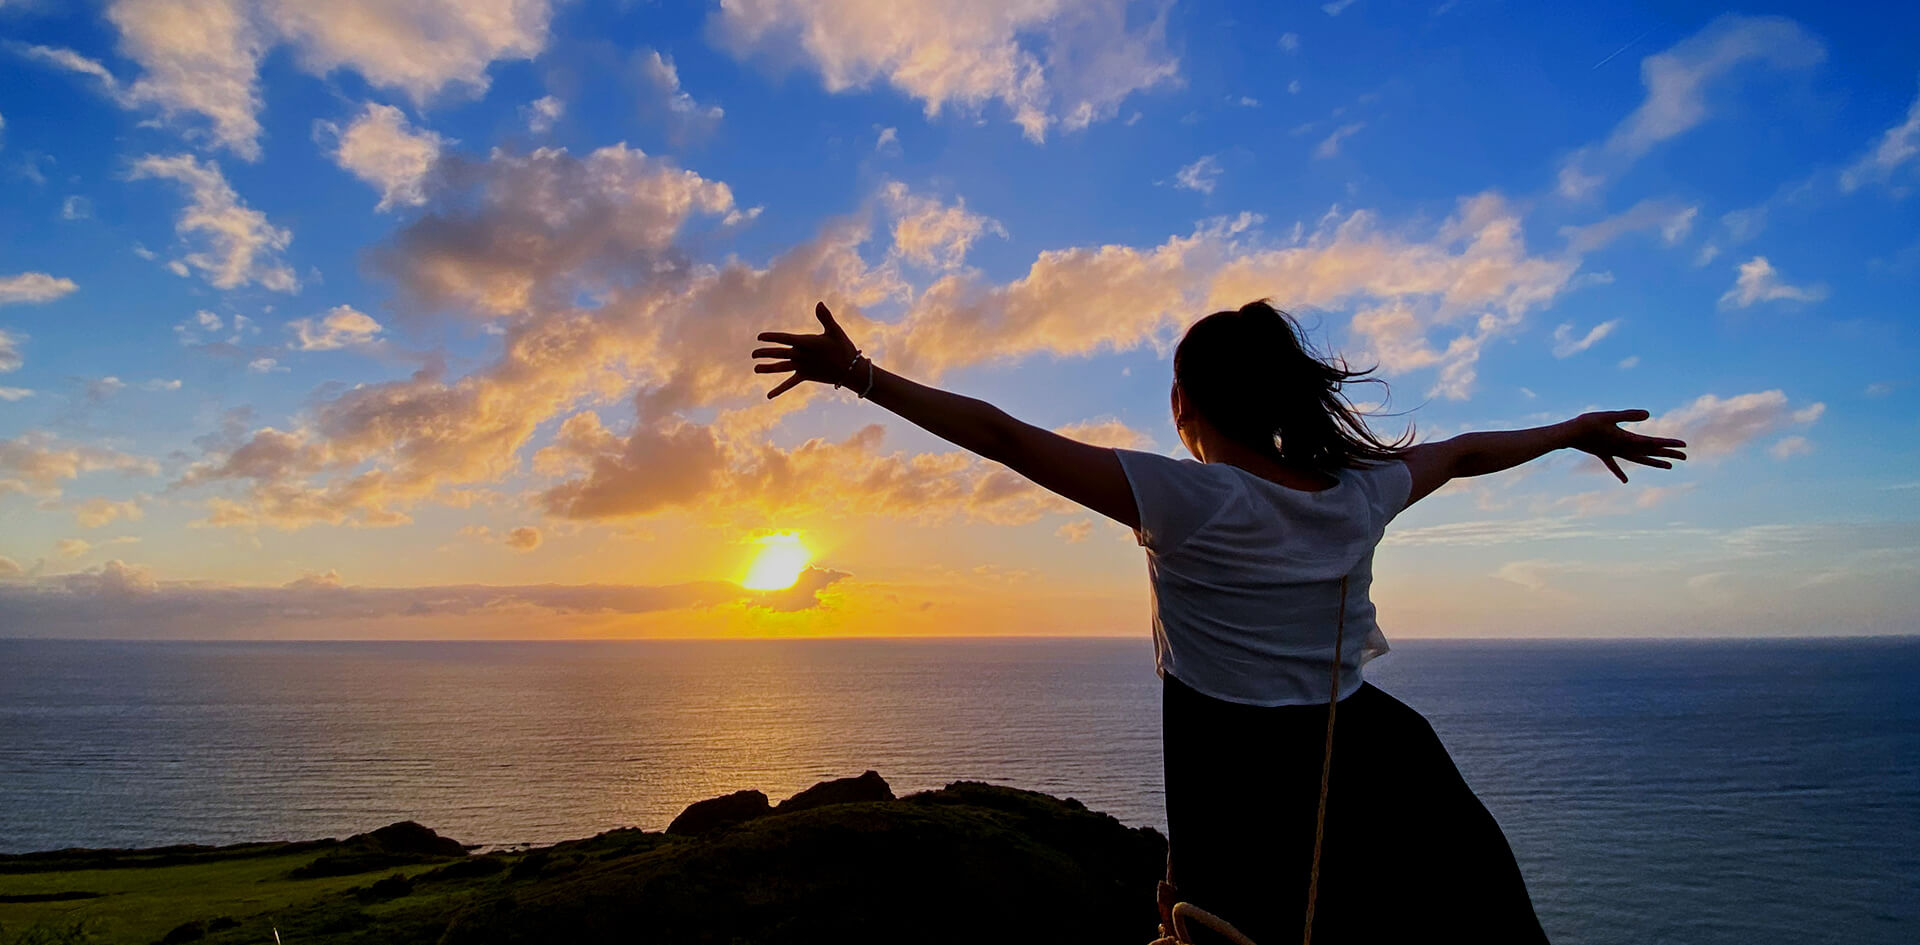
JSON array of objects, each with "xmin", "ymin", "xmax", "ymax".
[{"xmin": 1114, "ymin": 449, "xmax": 1414, "ymax": 707}]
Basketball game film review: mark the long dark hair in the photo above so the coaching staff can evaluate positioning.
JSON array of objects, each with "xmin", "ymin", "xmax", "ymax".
[{"xmin": 1172, "ymin": 300, "xmax": 1412, "ymax": 476}]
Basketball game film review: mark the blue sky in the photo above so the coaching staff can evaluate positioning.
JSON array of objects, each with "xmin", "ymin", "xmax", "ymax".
[{"xmin": 0, "ymin": 0, "xmax": 1916, "ymax": 639}]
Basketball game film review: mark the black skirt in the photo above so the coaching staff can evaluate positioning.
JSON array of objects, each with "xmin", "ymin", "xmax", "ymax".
[{"xmin": 1162, "ymin": 674, "xmax": 1550, "ymax": 944}]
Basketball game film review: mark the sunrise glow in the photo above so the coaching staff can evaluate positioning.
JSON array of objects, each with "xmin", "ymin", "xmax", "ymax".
[{"xmin": 741, "ymin": 534, "xmax": 813, "ymax": 591}]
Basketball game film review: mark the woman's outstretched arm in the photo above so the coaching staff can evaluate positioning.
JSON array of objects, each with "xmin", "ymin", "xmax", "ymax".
[
  {"xmin": 753, "ymin": 303, "xmax": 1139, "ymax": 529},
  {"xmin": 1400, "ymin": 412, "xmax": 1688, "ymax": 506}
]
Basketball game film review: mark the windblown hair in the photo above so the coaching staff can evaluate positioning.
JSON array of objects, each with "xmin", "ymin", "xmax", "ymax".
[{"xmin": 1173, "ymin": 300, "xmax": 1412, "ymax": 476}]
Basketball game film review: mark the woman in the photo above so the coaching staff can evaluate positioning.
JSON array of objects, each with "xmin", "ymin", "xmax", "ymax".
[{"xmin": 752, "ymin": 300, "xmax": 1686, "ymax": 943}]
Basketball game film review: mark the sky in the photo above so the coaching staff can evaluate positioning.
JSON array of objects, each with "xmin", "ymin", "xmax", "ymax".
[{"xmin": 0, "ymin": 0, "xmax": 1916, "ymax": 641}]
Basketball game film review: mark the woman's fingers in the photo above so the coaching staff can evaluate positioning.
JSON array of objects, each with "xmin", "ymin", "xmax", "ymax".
[
  {"xmin": 757, "ymin": 331, "xmax": 803, "ymax": 344},
  {"xmin": 751, "ymin": 346, "xmax": 795, "ymax": 359},
  {"xmin": 753, "ymin": 361, "xmax": 795, "ymax": 374},
  {"xmin": 815, "ymin": 301, "xmax": 847, "ymax": 339},
  {"xmin": 1600, "ymin": 454, "xmax": 1628, "ymax": 483},
  {"xmin": 1620, "ymin": 455, "xmax": 1672, "ymax": 469},
  {"xmin": 766, "ymin": 374, "xmax": 804, "ymax": 399}
]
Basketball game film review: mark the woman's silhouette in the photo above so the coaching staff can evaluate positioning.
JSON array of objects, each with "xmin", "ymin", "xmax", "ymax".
[{"xmin": 753, "ymin": 300, "xmax": 1686, "ymax": 943}]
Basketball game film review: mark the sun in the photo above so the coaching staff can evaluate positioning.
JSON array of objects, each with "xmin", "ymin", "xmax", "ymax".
[{"xmin": 741, "ymin": 533, "xmax": 813, "ymax": 590}]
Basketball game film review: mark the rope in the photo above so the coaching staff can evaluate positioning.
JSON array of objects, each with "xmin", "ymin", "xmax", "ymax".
[{"xmin": 1301, "ymin": 575, "xmax": 1347, "ymax": 945}]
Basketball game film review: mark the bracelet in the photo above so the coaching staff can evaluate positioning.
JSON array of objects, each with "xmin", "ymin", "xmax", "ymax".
[
  {"xmin": 856, "ymin": 356, "xmax": 877, "ymax": 399},
  {"xmin": 833, "ymin": 350, "xmax": 863, "ymax": 389}
]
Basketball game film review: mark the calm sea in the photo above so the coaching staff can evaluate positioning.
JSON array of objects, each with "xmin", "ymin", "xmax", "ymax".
[{"xmin": 1, "ymin": 637, "xmax": 1915, "ymax": 944}]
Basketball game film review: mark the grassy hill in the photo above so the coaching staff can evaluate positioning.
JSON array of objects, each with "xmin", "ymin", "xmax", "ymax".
[{"xmin": 0, "ymin": 779, "xmax": 1166, "ymax": 945}]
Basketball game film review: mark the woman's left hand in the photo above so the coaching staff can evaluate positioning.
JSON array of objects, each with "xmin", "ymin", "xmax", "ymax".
[{"xmin": 752, "ymin": 302, "xmax": 863, "ymax": 399}]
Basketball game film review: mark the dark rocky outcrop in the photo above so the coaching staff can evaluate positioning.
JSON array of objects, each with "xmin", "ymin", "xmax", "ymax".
[
  {"xmin": 288, "ymin": 821, "xmax": 465, "ymax": 879},
  {"xmin": 4, "ymin": 778, "xmax": 1168, "ymax": 945},
  {"xmin": 774, "ymin": 769, "xmax": 894, "ymax": 813},
  {"xmin": 664, "ymin": 788, "xmax": 772, "ymax": 836}
]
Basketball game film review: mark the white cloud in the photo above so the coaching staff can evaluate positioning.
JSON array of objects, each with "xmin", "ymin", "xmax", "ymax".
[
  {"xmin": 0, "ymin": 434, "xmax": 158, "ymax": 500},
  {"xmin": 1717, "ymin": 256, "xmax": 1826, "ymax": 309},
  {"xmin": 524, "ymin": 94, "xmax": 563, "ymax": 134},
  {"xmin": 1322, "ymin": 0, "xmax": 1358, "ymax": 15},
  {"xmin": 320, "ymin": 103, "xmax": 445, "ymax": 211},
  {"xmin": 247, "ymin": 357, "xmax": 285, "ymax": 373},
  {"xmin": 1840, "ymin": 84, "xmax": 1920, "ymax": 193},
  {"xmin": 0, "ymin": 329, "xmax": 21, "ymax": 373},
  {"xmin": 1550, "ymin": 319, "xmax": 1618, "ymax": 358},
  {"xmin": 1618, "ymin": 355, "xmax": 1640, "ymax": 370},
  {"xmin": 1278, "ymin": 32, "xmax": 1300, "ymax": 53},
  {"xmin": 60, "ymin": 196, "xmax": 93, "ymax": 220},
  {"xmin": 1288, "ymin": 79, "xmax": 1301, "ymax": 95},
  {"xmin": 1639, "ymin": 390, "xmax": 1824, "ymax": 458},
  {"xmin": 1558, "ymin": 15, "xmax": 1824, "ymax": 198},
  {"xmin": 883, "ymin": 182, "xmax": 1007, "ymax": 269},
  {"xmin": 1056, "ymin": 519, "xmax": 1093, "ymax": 543},
  {"xmin": 713, "ymin": 0, "xmax": 1178, "ymax": 143},
  {"xmin": 0, "ymin": 387, "xmax": 32, "ymax": 401},
  {"xmin": 288, "ymin": 304, "xmax": 383, "ymax": 351},
  {"xmin": 1314, "ymin": 121, "xmax": 1365, "ymax": 158},
  {"xmin": 640, "ymin": 49, "xmax": 724, "ymax": 135},
  {"xmin": 874, "ymin": 125, "xmax": 900, "ymax": 154},
  {"xmin": 1558, "ymin": 199, "xmax": 1698, "ymax": 252},
  {"xmin": 1769, "ymin": 435, "xmax": 1811, "ymax": 460},
  {"xmin": 128, "ymin": 153, "xmax": 297, "ymax": 292},
  {"xmin": 17, "ymin": 44, "xmax": 125, "ymax": 96},
  {"xmin": 1173, "ymin": 154, "xmax": 1221, "ymax": 194},
  {"xmin": 0, "ymin": 272, "xmax": 79, "ymax": 305},
  {"xmin": 99, "ymin": 0, "xmax": 553, "ymax": 159}
]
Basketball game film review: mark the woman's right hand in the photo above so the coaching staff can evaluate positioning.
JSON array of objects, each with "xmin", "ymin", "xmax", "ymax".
[{"xmin": 1564, "ymin": 410, "xmax": 1688, "ymax": 483}]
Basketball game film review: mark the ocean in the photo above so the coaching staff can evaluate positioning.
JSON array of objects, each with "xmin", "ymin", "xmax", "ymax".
[{"xmin": 1, "ymin": 637, "xmax": 1914, "ymax": 944}]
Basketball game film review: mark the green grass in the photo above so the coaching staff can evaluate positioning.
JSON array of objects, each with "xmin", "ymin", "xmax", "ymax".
[{"xmin": 0, "ymin": 849, "xmax": 450, "ymax": 944}]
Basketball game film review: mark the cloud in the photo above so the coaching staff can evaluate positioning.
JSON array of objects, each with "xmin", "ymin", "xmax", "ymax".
[
  {"xmin": 129, "ymin": 153, "xmax": 297, "ymax": 292},
  {"xmin": 0, "ymin": 434, "xmax": 157, "ymax": 500},
  {"xmin": 1557, "ymin": 15, "xmax": 1825, "ymax": 198},
  {"xmin": 1322, "ymin": 0, "xmax": 1357, "ymax": 15},
  {"xmin": 713, "ymin": 0, "xmax": 1179, "ymax": 142},
  {"xmin": 177, "ymin": 142, "xmax": 1572, "ymax": 530},
  {"xmin": 0, "ymin": 561, "xmax": 847, "ymax": 637},
  {"xmin": 15, "ymin": 44, "xmax": 125, "ymax": 96},
  {"xmin": 883, "ymin": 182, "xmax": 1006, "ymax": 269},
  {"xmin": 100, "ymin": 0, "xmax": 554, "ymax": 159},
  {"xmin": 74, "ymin": 496, "xmax": 146, "ymax": 528},
  {"xmin": 288, "ymin": 305, "xmax": 384, "ymax": 351},
  {"xmin": 1638, "ymin": 389, "xmax": 1824, "ymax": 458},
  {"xmin": 247, "ymin": 357, "xmax": 285, "ymax": 373},
  {"xmin": 0, "ymin": 387, "xmax": 31, "ymax": 401},
  {"xmin": 105, "ymin": 0, "xmax": 266, "ymax": 159},
  {"xmin": 61, "ymin": 196, "xmax": 92, "ymax": 220},
  {"xmin": 1056, "ymin": 518, "xmax": 1093, "ymax": 542},
  {"xmin": 0, "ymin": 272, "xmax": 79, "ymax": 305},
  {"xmin": 0, "ymin": 557, "xmax": 20, "ymax": 579},
  {"xmin": 372, "ymin": 143, "xmax": 743, "ymax": 317},
  {"xmin": 1174, "ymin": 154, "xmax": 1221, "ymax": 194},
  {"xmin": 639, "ymin": 49, "xmax": 724, "ymax": 137},
  {"xmin": 1839, "ymin": 84, "xmax": 1920, "ymax": 193},
  {"xmin": 0, "ymin": 329, "xmax": 20, "ymax": 373},
  {"xmin": 1558, "ymin": 199, "xmax": 1697, "ymax": 253},
  {"xmin": 1314, "ymin": 122, "xmax": 1364, "ymax": 158},
  {"xmin": 874, "ymin": 125, "xmax": 900, "ymax": 155},
  {"xmin": 1717, "ymin": 256, "xmax": 1827, "ymax": 309},
  {"xmin": 320, "ymin": 103, "xmax": 446, "ymax": 211},
  {"xmin": 504, "ymin": 525, "xmax": 541, "ymax": 550},
  {"xmin": 524, "ymin": 94, "xmax": 563, "ymax": 134},
  {"xmin": 1278, "ymin": 32, "xmax": 1300, "ymax": 53},
  {"xmin": 1550, "ymin": 319, "xmax": 1618, "ymax": 357},
  {"xmin": 1769, "ymin": 434, "xmax": 1811, "ymax": 459}
]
